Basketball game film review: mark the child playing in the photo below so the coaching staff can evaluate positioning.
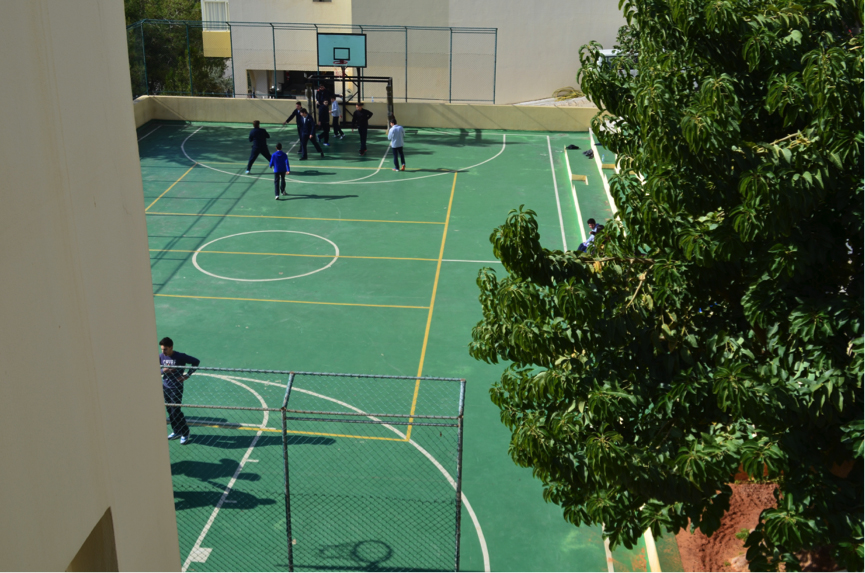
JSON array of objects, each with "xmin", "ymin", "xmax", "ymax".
[
  {"xmin": 387, "ymin": 116, "xmax": 406, "ymax": 171},
  {"xmin": 269, "ymin": 142, "xmax": 291, "ymax": 200}
]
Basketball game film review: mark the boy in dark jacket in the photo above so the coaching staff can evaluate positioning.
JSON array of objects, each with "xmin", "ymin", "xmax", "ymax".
[
  {"xmin": 246, "ymin": 120, "xmax": 271, "ymax": 173},
  {"xmin": 283, "ymin": 101, "xmax": 304, "ymax": 153},
  {"xmin": 299, "ymin": 109, "xmax": 324, "ymax": 160},
  {"xmin": 269, "ymin": 142, "xmax": 291, "ymax": 199},
  {"xmin": 351, "ymin": 102, "xmax": 373, "ymax": 155}
]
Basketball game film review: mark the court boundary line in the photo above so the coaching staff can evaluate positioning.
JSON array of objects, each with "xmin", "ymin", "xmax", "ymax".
[
  {"xmin": 153, "ymin": 248, "xmax": 440, "ymax": 262},
  {"xmin": 152, "ymin": 249, "xmax": 503, "ymax": 264},
  {"xmin": 181, "ymin": 375, "xmax": 268, "ymax": 572},
  {"xmin": 146, "ymin": 211, "xmax": 444, "ymax": 225},
  {"xmin": 406, "ymin": 172, "xmax": 457, "ymax": 442},
  {"xmin": 547, "ymin": 136, "xmax": 568, "ymax": 251},
  {"xmin": 137, "ymin": 125, "xmax": 162, "ymax": 142},
  {"xmin": 180, "ymin": 127, "xmax": 506, "ymax": 186},
  {"xmin": 154, "ymin": 293, "xmax": 429, "ymax": 310},
  {"xmin": 145, "ymin": 162, "xmax": 198, "ymax": 211}
]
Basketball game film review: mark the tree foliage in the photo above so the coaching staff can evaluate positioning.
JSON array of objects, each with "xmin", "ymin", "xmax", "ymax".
[
  {"xmin": 470, "ymin": 0, "xmax": 863, "ymax": 569},
  {"xmin": 125, "ymin": 0, "xmax": 231, "ymax": 97}
]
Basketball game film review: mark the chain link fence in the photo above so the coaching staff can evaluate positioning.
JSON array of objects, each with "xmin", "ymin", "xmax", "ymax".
[
  {"xmin": 127, "ymin": 20, "xmax": 497, "ymax": 103},
  {"xmin": 163, "ymin": 366, "xmax": 465, "ymax": 572}
]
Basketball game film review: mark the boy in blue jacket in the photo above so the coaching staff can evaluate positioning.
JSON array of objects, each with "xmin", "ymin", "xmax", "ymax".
[{"xmin": 269, "ymin": 142, "xmax": 291, "ymax": 200}]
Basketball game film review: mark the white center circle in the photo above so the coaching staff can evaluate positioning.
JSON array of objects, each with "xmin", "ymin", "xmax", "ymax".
[{"xmin": 192, "ymin": 230, "xmax": 339, "ymax": 282}]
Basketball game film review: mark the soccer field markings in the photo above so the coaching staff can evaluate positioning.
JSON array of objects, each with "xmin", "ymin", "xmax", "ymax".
[
  {"xmin": 191, "ymin": 230, "xmax": 339, "ymax": 282},
  {"xmin": 190, "ymin": 373, "xmax": 491, "ymax": 572},
  {"xmin": 180, "ymin": 126, "xmax": 505, "ymax": 185},
  {"xmin": 146, "ymin": 211, "xmax": 444, "ymax": 225}
]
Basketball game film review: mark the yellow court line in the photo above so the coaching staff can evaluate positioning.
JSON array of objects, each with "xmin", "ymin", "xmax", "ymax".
[
  {"xmin": 194, "ymin": 423, "xmax": 406, "ymax": 442},
  {"xmin": 145, "ymin": 164, "xmax": 197, "ymax": 211},
  {"xmin": 406, "ymin": 172, "xmax": 458, "ymax": 442},
  {"xmin": 150, "ymin": 248, "xmax": 437, "ymax": 262},
  {"xmin": 155, "ymin": 293, "xmax": 429, "ymax": 310},
  {"xmin": 146, "ymin": 211, "xmax": 444, "ymax": 225}
]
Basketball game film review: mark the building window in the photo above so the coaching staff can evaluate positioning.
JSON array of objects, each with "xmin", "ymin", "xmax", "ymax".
[{"xmin": 202, "ymin": 0, "xmax": 229, "ymax": 31}]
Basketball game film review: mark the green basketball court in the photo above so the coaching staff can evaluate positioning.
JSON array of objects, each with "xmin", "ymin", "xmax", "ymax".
[{"xmin": 138, "ymin": 121, "xmax": 682, "ymax": 572}]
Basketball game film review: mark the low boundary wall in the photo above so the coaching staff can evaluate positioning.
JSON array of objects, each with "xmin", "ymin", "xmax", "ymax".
[{"xmin": 133, "ymin": 96, "xmax": 597, "ymax": 132}]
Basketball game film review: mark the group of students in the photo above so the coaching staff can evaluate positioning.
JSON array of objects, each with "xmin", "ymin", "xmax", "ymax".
[{"xmin": 245, "ymin": 89, "xmax": 408, "ymax": 199}]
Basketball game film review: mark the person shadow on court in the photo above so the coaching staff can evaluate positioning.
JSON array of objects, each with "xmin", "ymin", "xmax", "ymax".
[{"xmin": 246, "ymin": 120, "xmax": 271, "ymax": 173}]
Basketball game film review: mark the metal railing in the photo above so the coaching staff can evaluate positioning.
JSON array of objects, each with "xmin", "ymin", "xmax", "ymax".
[
  {"xmin": 161, "ymin": 366, "xmax": 466, "ymax": 571},
  {"xmin": 127, "ymin": 20, "xmax": 497, "ymax": 104}
]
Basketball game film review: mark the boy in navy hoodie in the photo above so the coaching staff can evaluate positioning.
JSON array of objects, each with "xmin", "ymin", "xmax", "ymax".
[
  {"xmin": 246, "ymin": 120, "xmax": 271, "ymax": 173},
  {"xmin": 269, "ymin": 142, "xmax": 291, "ymax": 199}
]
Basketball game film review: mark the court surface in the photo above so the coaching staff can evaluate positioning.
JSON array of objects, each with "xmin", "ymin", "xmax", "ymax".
[{"xmin": 138, "ymin": 120, "xmax": 682, "ymax": 572}]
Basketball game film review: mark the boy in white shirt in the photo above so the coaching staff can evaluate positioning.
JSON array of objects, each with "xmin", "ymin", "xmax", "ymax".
[
  {"xmin": 330, "ymin": 97, "xmax": 344, "ymax": 139},
  {"xmin": 387, "ymin": 116, "xmax": 406, "ymax": 171}
]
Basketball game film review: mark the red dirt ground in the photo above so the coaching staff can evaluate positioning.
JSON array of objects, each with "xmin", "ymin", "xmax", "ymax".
[
  {"xmin": 675, "ymin": 483, "xmax": 776, "ymax": 572},
  {"xmin": 675, "ymin": 483, "xmax": 842, "ymax": 572}
]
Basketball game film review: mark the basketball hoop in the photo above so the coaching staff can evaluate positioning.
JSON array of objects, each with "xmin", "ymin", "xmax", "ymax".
[{"xmin": 333, "ymin": 59, "xmax": 348, "ymax": 66}]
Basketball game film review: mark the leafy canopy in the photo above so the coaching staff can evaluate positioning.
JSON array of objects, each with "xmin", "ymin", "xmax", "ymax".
[
  {"xmin": 125, "ymin": 0, "xmax": 231, "ymax": 97},
  {"xmin": 469, "ymin": 0, "xmax": 863, "ymax": 570}
]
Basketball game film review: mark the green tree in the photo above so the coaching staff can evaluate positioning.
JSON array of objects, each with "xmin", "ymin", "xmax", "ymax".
[
  {"xmin": 125, "ymin": 0, "xmax": 231, "ymax": 97},
  {"xmin": 470, "ymin": 0, "xmax": 863, "ymax": 570}
]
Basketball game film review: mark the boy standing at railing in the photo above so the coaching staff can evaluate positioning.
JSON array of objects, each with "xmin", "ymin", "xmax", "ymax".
[{"xmin": 159, "ymin": 337, "xmax": 200, "ymax": 445}]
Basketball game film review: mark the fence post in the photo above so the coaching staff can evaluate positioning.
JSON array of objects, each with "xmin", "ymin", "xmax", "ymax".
[
  {"xmin": 141, "ymin": 22, "xmax": 148, "ymax": 95},
  {"xmin": 454, "ymin": 379, "xmax": 466, "ymax": 571},
  {"xmin": 404, "ymin": 27, "xmax": 408, "ymax": 102},
  {"xmin": 282, "ymin": 372, "xmax": 296, "ymax": 572},
  {"xmin": 228, "ymin": 22, "xmax": 235, "ymax": 98},
  {"xmin": 271, "ymin": 23, "xmax": 277, "ymax": 99},
  {"xmin": 493, "ymin": 29, "xmax": 498, "ymax": 104},
  {"xmin": 186, "ymin": 23, "xmax": 193, "ymax": 95},
  {"xmin": 448, "ymin": 28, "xmax": 453, "ymax": 104}
]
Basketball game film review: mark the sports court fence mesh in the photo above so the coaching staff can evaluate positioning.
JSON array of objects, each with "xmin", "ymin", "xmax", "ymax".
[
  {"xmin": 127, "ymin": 20, "xmax": 498, "ymax": 104},
  {"xmin": 163, "ymin": 366, "xmax": 466, "ymax": 572}
]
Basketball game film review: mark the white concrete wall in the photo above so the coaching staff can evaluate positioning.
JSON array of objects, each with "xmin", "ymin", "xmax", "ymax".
[{"xmin": 0, "ymin": 1, "xmax": 180, "ymax": 570}]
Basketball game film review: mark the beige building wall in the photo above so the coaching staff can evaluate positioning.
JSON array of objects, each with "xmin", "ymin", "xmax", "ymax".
[
  {"xmin": 353, "ymin": 0, "xmax": 624, "ymax": 104},
  {"xmin": 220, "ymin": 0, "xmax": 622, "ymax": 103},
  {"xmin": 226, "ymin": 0, "xmax": 353, "ymax": 96},
  {"xmin": 0, "ymin": 1, "xmax": 180, "ymax": 571}
]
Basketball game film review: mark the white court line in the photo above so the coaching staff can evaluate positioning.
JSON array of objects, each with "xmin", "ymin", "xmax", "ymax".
[
  {"xmin": 442, "ymin": 259, "xmax": 501, "ymax": 264},
  {"xmin": 181, "ymin": 127, "xmax": 506, "ymax": 186},
  {"xmin": 562, "ymin": 143, "xmax": 587, "ymax": 243},
  {"xmin": 181, "ymin": 376, "xmax": 268, "ymax": 572},
  {"xmin": 547, "ymin": 136, "xmax": 568, "ymax": 251},
  {"xmin": 223, "ymin": 374, "xmax": 492, "ymax": 572},
  {"xmin": 191, "ymin": 230, "xmax": 339, "ymax": 282},
  {"xmin": 572, "ymin": 183, "xmax": 586, "ymax": 244},
  {"xmin": 137, "ymin": 125, "xmax": 161, "ymax": 142},
  {"xmin": 589, "ymin": 132, "xmax": 619, "ymax": 215}
]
